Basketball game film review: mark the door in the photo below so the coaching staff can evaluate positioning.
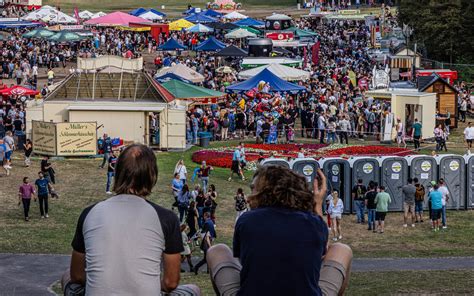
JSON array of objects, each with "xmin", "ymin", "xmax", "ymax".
[
  {"xmin": 439, "ymin": 156, "xmax": 465, "ymax": 209},
  {"xmin": 324, "ymin": 161, "xmax": 350, "ymax": 213},
  {"xmin": 382, "ymin": 158, "xmax": 407, "ymax": 211},
  {"xmin": 292, "ymin": 159, "xmax": 320, "ymax": 186},
  {"xmin": 411, "ymin": 157, "xmax": 437, "ymax": 208},
  {"xmin": 468, "ymin": 157, "xmax": 474, "ymax": 208},
  {"xmin": 352, "ymin": 159, "xmax": 379, "ymax": 213}
]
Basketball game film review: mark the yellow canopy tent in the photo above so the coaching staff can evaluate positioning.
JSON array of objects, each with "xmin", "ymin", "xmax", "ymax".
[{"xmin": 168, "ymin": 19, "xmax": 194, "ymax": 31}]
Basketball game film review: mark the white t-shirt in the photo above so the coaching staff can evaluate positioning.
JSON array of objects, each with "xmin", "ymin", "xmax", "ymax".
[
  {"xmin": 438, "ymin": 186, "xmax": 449, "ymax": 206},
  {"xmin": 297, "ymin": 152, "xmax": 305, "ymax": 158},
  {"xmin": 175, "ymin": 165, "xmax": 187, "ymax": 180},
  {"xmin": 464, "ymin": 127, "xmax": 474, "ymax": 140}
]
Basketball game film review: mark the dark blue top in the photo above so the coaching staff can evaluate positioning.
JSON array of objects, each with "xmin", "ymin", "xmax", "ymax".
[
  {"xmin": 35, "ymin": 178, "xmax": 49, "ymax": 196},
  {"xmin": 233, "ymin": 207, "xmax": 328, "ymax": 296}
]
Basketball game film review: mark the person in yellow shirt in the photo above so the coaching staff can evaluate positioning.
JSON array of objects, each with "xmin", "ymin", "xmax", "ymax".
[{"xmin": 47, "ymin": 69, "xmax": 55, "ymax": 85}]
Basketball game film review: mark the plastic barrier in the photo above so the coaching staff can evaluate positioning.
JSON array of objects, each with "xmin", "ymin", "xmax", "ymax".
[
  {"xmin": 435, "ymin": 154, "xmax": 466, "ymax": 210},
  {"xmin": 319, "ymin": 157, "xmax": 351, "ymax": 213},
  {"xmin": 378, "ymin": 156, "xmax": 409, "ymax": 211}
]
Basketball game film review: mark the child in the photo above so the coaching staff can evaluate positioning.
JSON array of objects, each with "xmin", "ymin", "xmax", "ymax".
[
  {"xmin": 328, "ymin": 190, "xmax": 344, "ymax": 241},
  {"xmin": 180, "ymin": 224, "xmax": 194, "ymax": 272},
  {"xmin": 287, "ymin": 126, "xmax": 295, "ymax": 143},
  {"xmin": 234, "ymin": 188, "xmax": 247, "ymax": 222},
  {"xmin": 18, "ymin": 177, "xmax": 35, "ymax": 221}
]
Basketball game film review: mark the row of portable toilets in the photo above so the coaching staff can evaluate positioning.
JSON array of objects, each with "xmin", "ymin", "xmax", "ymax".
[{"xmin": 261, "ymin": 154, "xmax": 474, "ymax": 213}]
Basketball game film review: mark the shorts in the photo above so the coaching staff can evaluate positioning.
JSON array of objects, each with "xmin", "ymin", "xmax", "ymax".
[
  {"xmin": 330, "ymin": 213, "xmax": 342, "ymax": 220},
  {"xmin": 415, "ymin": 201, "xmax": 423, "ymax": 213},
  {"xmin": 404, "ymin": 202, "xmax": 415, "ymax": 214},
  {"xmin": 375, "ymin": 211, "xmax": 387, "ymax": 221},
  {"xmin": 467, "ymin": 139, "xmax": 473, "ymax": 144},
  {"xmin": 231, "ymin": 160, "xmax": 240, "ymax": 173},
  {"xmin": 5, "ymin": 151, "xmax": 12, "ymax": 160},
  {"xmin": 431, "ymin": 209, "xmax": 442, "ymax": 220}
]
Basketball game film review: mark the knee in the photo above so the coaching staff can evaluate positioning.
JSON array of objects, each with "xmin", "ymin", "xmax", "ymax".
[{"xmin": 326, "ymin": 243, "xmax": 353, "ymax": 265}]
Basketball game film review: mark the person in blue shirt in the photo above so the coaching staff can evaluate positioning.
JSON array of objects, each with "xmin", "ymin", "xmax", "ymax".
[
  {"xmin": 206, "ymin": 165, "xmax": 353, "ymax": 296},
  {"xmin": 193, "ymin": 211, "xmax": 216, "ymax": 275},
  {"xmin": 171, "ymin": 173, "xmax": 184, "ymax": 210},
  {"xmin": 429, "ymin": 184, "xmax": 443, "ymax": 232},
  {"xmin": 35, "ymin": 171, "xmax": 52, "ymax": 218},
  {"xmin": 228, "ymin": 146, "xmax": 245, "ymax": 182},
  {"xmin": 99, "ymin": 134, "xmax": 112, "ymax": 169}
]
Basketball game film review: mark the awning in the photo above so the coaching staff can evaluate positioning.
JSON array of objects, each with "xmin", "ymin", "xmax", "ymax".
[{"xmin": 390, "ymin": 57, "xmax": 413, "ymax": 69}]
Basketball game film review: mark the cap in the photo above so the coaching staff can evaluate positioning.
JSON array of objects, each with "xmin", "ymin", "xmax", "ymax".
[{"xmin": 430, "ymin": 181, "xmax": 437, "ymax": 186}]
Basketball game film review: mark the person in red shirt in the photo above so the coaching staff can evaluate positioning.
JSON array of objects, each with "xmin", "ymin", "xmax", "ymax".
[{"xmin": 18, "ymin": 176, "xmax": 36, "ymax": 221}]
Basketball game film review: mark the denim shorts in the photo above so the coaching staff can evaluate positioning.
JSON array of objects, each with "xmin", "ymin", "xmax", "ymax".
[
  {"xmin": 5, "ymin": 150, "xmax": 12, "ymax": 160},
  {"xmin": 415, "ymin": 201, "xmax": 423, "ymax": 213},
  {"xmin": 431, "ymin": 209, "xmax": 442, "ymax": 220}
]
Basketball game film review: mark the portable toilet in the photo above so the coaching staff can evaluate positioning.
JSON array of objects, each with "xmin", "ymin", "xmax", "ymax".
[
  {"xmin": 405, "ymin": 155, "xmax": 438, "ymax": 208},
  {"xmin": 319, "ymin": 157, "xmax": 351, "ymax": 213},
  {"xmin": 290, "ymin": 158, "xmax": 320, "ymax": 185},
  {"xmin": 435, "ymin": 154, "xmax": 466, "ymax": 209},
  {"xmin": 260, "ymin": 158, "xmax": 290, "ymax": 168},
  {"xmin": 377, "ymin": 156, "xmax": 409, "ymax": 211},
  {"xmin": 464, "ymin": 154, "xmax": 474, "ymax": 208},
  {"xmin": 348, "ymin": 157, "xmax": 380, "ymax": 212}
]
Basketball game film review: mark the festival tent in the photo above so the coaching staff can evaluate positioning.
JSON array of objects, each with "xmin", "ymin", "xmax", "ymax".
[
  {"xmin": 90, "ymin": 12, "xmax": 107, "ymax": 19},
  {"xmin": 22, "ymin": 28, "xmax": 55, "ymax": 38},
  {"xmin": 207, "ymin": 22, "xmax": 238, "ymax": 31},
  {"xmin": 287, "ymin": 27, "xmax": 318, "ymax": 38},
  {"xmin": 184, "ymin": 13, "xmax": 216, "ymax": 23},
  {"xmin": 0, "ymin": 85, "xmax": 39, "ymax": 96},
  {"xmin": 224, "ymin": 28, "xmax": 256, "ymax": 39},
  {"xmin": 48, "ymin": 31, "xmax": 87, "ymax": 43},
  {"xmin": 238, "ymin": 63, "xmax": 310, "ymax": 81},
  {"xmin": 227, "ymin": 68, "xmax": 306, "ymax": 93},
  {"xmin": 195, "ymin": 36, "xmax": 226, "ymax": 51},
  {"xmin": 186, "ymin": 23, "xmax": 213, "ymax": 33},
  {"xmin": 184, "ymin": 7, "xmax": 199, "ymax": 15},
  {"xmin": 222, "ymin": 11, "xmax": 247, "ymax": 20},
  {"xmin": 85, "ymin": 12, "xmax": 149, "ymax": 26},
  {"xmin": 21, "ymin": 6, "xmax": 77, "ymax": 24},
  {"xmin": 78, "ymin": 10, "xmax": 94, "ymax": 19},
  {"xmin": 215, "ymin": 45, "xmax": 248, "ymax": 57},
  {"xmin": 203, "ymin": 9, "xmax": 223, "ymax": 18},
  {"xmin": 233, "ymin": 17, "xmax": 264, "ymax": 27},
  {"xmin": 149, "ymin": 9, "xmax": 166, "ymax": 17},
  {"xmin": 138, "ymin": 11, "xmax": 163, "ymax": 21},
  {"xmin": 0, "ymin": 21, "xmax": 42, "ymax": 29},
  {"xmin": 158, "ymin": 38, "xmax": 187, "ymax": 51},
  {"xmin": 239, "ymin": 26, "xmax": 261, "ymax": 35},
  {"xmin": 266, "ymin": 13, "xmax": 292, "ymax": 20},
  {"xmin": 155, "ymin": 73, "xmax": 193, "ymax": 84},
  {"xmin": 168, "ymin": 19, "xmax": 194, "ymax": 31},
  {"xmin": 157, "ymin": 64, "xmax": 205, "ymax": 83},
  {"xmin": 129, "ymin": 8, "xmax": 147, "ymax": 16},
  {"xmin": 160, "ymin": 79, "xmax": 225, "ymax": 100}
]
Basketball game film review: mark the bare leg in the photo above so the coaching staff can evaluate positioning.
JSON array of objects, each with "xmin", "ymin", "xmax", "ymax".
[
  {"xmin": 331, "ymin": 218, "xmax": 337, "ymax": 239},
  {"xmin": 337, "ymin": 219, "xmax": 342, "ymax": 238}
]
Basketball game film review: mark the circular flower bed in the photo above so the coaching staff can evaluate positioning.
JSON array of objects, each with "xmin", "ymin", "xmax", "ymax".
[{"xmin": 192, "ymin": 144, "xmax": 414, "ymax": 169}]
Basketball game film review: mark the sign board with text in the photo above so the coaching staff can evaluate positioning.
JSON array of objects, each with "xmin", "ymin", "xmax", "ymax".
[{"xmin": 32, "ymin": 121, "xmax": 57, "ymax": 156}]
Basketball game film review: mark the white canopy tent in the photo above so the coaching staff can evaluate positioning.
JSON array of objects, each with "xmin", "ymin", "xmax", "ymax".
[
  {"xmin": 138, "ymin": 11, "xmax": 163, "ymax": 21},
  {"xmin": 90, "ymin": 12, "xmax": 107, "ymax": 19},
  {"xmin": 266, "ymin": 13, "xmax": 292, "ymax": 20},
  {"xmin": 238, "ymin": 63, "xmax": 310, "ymax": 81},
  {"xmin": 157, "ymin": 63, "xmax": 205, "ymax": 83},
  {"xmin": 224, "ymin": 28, "xmax": 256, "ymax": 39},
  {"xmin": 222, "ymin": 11, "xmax": 247, "ymax": 20},
  {"xmin": 23, "ymin": 6, "xmax": 78, "ymax": 23},
  {"xmin": 78, "ymin": 10, "xmax": 94, "ymax": 20}
]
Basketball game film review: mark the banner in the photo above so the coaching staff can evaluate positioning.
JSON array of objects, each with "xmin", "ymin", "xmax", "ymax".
[
  {"xmin": 32, "ymin": 121, "xmax": 57, "ymax": 156},
  {"xmin": 56, "ymin": 122, "xmax": 97, "ymax": 156},
  {"xmin": 74, "ymin": 7, "xmax": 80, "ymax": 24},
  {"xmin": 311, "ymin": 41, "xmax": 320, "ymax": 65}
]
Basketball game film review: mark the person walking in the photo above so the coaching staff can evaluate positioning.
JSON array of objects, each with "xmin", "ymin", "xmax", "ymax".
[
  {"xmin": 374, "ymin": 186, "xmax": 391, "ymax": 234},
  {"xmin": 396, "ymin": 118, "xmax": 406, "ymax": 148},
  {"xmin": 352, "ymin": 179, "xmax": 367, "ymax": 224},
  {"xmin": 228, "ymin": 145, "xmax": 245, "ymax": 182},
  {"xmin": 438, "ymin": 179, "xmax": 450, "ymax": 229},
  {"xmin": 411, "ymin": 118, "xmax": 422, "ymax": 151},
  {"xmin": 99, "ymin": 134, "xmax": 112, "ymax": 169},
  {"xmin": 186, "ymin": 201, "xmax": 199, "ymax": 239},
  {"xmin": 198, "ymin": 161, "xmax": 213, "ymax": 192},
  {"xmin": 365, "ymin": 181, "xmax": 378, "ymax": 232},
  {"xmin": 402, "ymin": 178, "xmax": 416, "ymax": 228},
  {"xmin": 105, "ymin": 150, "xmax": 117, "ymax": 194},
  {"xmin": 174, "ymin": 159, "xmax": 188, "ymax": 185},
  {"xmin": 459, "ymin": 98, "xmax": 467, "ymax": 122},
  {"xmin": 35, "ymin": 171, "xmax": 52, "ymax": 218},
  {"xmin": 177, "ymin": 184, "xmax": 190, "ymax": 223},
  {"xmin": 3, "ymin": 130, "xmax": 14, "ymax": 169},
  {"xmin": 193, "ymin": 211, "xmax": 216, "ymax": 275},
  {"xmin": 18, "ymin": 177, "xmax": 35, "ymax": 221},
  {"xmin": 464, "ymin": 122, "xmax": 474, "ymax": 154},
  {"xmin": 180, "ymin": 224, "xmax": 194, "ymax": 273},
  {"xmin": 413, "ymin": 178, "xmax": 425, "ymax": 223},
  {"xmin": 23, "ymin": 139, "xmax": 33, "ymax": 167},
  {"xmin": 234, "ymin": 188, "xmax": 247, "ymax": 222},
  {"xmin": 171, "ymin": 173, "xmax": 183, "ymax": 210},
  {"xmin": 328, "ymin": 190, "xmax": 344, "ymax": 241},
  {"xmin": 428, "ymin": 184, "xmax": 443, "ymax": 232},
  {"xmin": 0, "ymin": 138, "xmax": 10, "ymax": 176}
]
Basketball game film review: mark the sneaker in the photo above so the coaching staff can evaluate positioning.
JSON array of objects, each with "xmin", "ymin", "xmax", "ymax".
[
  {"xmin": 367, "ymin": 228, "xmax": 372, "ymax": 231},
  {"xmin": 228, "ymin": 177, "xmax": 232, "ymax": 182},
  {"xmin": 106, "ymin": 191, "xmax": 112, "ymax": 195},
  {"xmin": 41, "ymin": 216, "xmax": 45, "ymax": 219},
  {"xmin": 25, "ymin": 217, "xmax": 29, "ymax": 222},
  {"xmin": 338, "ymin": 235, "xmax": 343, "ymax": 240},
  {"xmin": 403, "ymin": 224, "xmax": 407, "ymax": 228},
  {"xmin": 45, "ymin": 214, "xmax": 49, "ymax": 218},
  {"xmin": 242, "ymin": 177, "xmax": 246, "ymax": 181},
  {"xmin": 332, "ymin": 237, "xmax": 338, "ymax": 242},
  {"xmin": 411, "ymin": 224, "xmax": 415, "ymax": 228},
  {"xmin": 442, "ymin": 226, "xmax": 447, "ymax": 229}
]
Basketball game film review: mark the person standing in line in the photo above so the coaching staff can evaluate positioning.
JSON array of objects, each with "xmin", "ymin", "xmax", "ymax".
[
  {"xmin": 402, "ymin": 178, "xmax": 416, "ymax": 228},
  {"xmin": 193, "ymin": 211, "xmax": 216, "ymax": 275},
  {"xmin": 35, "ymin": 171, "xmax": 52, "ymax": 218},
  {"xmin": 234, "ymin": 188, "xmax": 247, "ymax": 222},
  {"xmin": 411, "ymin": 118, "xmax": 422, "ymax": 151},
  {"xmin": 105, "ymin": 150, "xmax": 117, "ymax": 194},
  {"xmin": 365, "ymin": 181, "xmax": 378, "ymax": 232},
  {"xmin": 3, "ymin": 130, "xmax": 14, "ymax": 169},
  {"xmin": 23, "ymin": 139, "xmax": 33, "ymax": 167},
  {"xmin": 351, "ymin": 179, "xmax": 367, "ymax": 224},
  {"xmin": 438, "ymin": 179, "xmax": 450, "ymax": 229},
  {"xmin": 18, "ymin": 177, "xmax": 35, "ymax": 221},
  {"xmin": 174, "ymin": 159, "xmax": 188, "ymax": 185},
  {"xmin": 198, "ymin": 161, "xmax": 213, "ymax": 192},
  {"xmin": 464, "ymin": 122, "xmax": 474, "ymax": 153},
  {"xmin": 428, "ymin": 184, "xmax": 443, "ymax": 232},
  {"xmin": 99, "ymin": 134, "xmax": 112, "ymax": 169},
  {"xmin": 328, "ymin": 190, "xmax": 344, "ymax": 241},
  {"xmin": 374, "ymin": 186, "xmax": 391, "ymax": 234},
  {"xmin": 414, "ymin": 178, "xmax": 425, "ymax": 223}
]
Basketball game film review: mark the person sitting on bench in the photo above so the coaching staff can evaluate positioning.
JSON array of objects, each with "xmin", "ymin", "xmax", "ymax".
[
  {"xmin": 206, "ymin": 165, "xmax": 353, "ymax": 296},
  {"xmin": 61, "ymin": 144, "xmax": 200, "ymax": 296}
]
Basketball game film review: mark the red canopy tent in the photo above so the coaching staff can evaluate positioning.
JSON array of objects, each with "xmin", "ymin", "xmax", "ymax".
[{"xmin": 0, "ymin": 86, "xmax": 40, "ymax": 96}]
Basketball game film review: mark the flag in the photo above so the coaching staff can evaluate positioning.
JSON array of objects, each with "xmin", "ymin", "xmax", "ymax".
[
  {"xmin": 74, "ymin": 7, "xmax": 80, "ymax": 24},
  {"xmin": 312, "ymin": 41, "xmax": 320, "ymax": 65},
  {"xmin": 348, "ymin": 70, "xmax": 356, "ymax": 87}
]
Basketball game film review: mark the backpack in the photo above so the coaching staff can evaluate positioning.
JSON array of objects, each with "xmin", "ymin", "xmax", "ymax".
[
  {"xmin": 415, "ymin": 184, "xmax": 425, "ymax": 202},
  {"xmin": 368, "ymin": 112, "xmax": 375, "ymax": 124}
]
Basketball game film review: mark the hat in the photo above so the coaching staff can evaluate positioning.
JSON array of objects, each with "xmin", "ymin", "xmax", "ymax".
[{"xmin": 430, "ymin": 181, "xmax": 437, "ymax": 186}]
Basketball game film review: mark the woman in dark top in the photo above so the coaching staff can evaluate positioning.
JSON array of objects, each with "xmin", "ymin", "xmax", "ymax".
[
  {"xmin": 23, "ymin": 139, "xmax": 32, "ymax": 167},
  {"xmin": 186, "ymin": 201, "xmax": 198, "ymax": 239},
  {"xmin": 196, "ymin": 190, "xmax": 206, "ymax": 228}
]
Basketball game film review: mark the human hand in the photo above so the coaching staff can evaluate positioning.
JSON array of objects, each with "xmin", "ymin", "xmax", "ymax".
[{"xmin": 312, "ymin": 169, "xmax": 327, "ymax": 217}]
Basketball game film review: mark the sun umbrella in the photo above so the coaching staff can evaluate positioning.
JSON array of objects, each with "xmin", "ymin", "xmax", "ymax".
[
  {"xmin": 0, "ymin": 85, "xmax": 39, "ymax": 96},
  {"xmin": 48, "ymin": 31, "xmax": 86, "ymax": 43},
  {"xmin": 78, "ymin": 10, "xmax": 94, "ymax": 19},
  {"xmin": 225, "ymin": 28, "xmax": 256, "ymax": 39},
  {"xmin": 168, "ymin": 19, "xmax": 194, "ymax": 31},
  {"xmin": 22, "ymin": 28, "xmax": 55, "ymax": 39},
  {"xmin": 216, "ymin": 66, "xmax": 235, "ymax": 74}
]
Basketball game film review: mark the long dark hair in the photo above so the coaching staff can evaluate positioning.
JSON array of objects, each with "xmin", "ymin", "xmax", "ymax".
[{"xmin": 113, "ymin": 144, "xmax": 158, "ymax": 197}]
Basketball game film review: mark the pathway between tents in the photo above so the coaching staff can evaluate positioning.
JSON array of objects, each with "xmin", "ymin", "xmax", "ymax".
[{"xmin": 2, "ymin": 253, "xmax": 474, "ymax": 295}]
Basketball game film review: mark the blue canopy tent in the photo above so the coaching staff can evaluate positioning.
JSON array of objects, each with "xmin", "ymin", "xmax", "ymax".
[
  {"xmin": 233, "ymin": 18, "xmax": 265, "ymax": 27},
  {"xmin": 129, "ymin": 8, "xmax": 147, "ymax": 16},
  {"xmin": 226, "ymin": 68, "xmax": 306, "ymax": 93},
  {"xmin": 155, "ymin": 73, "xmax": 193, "ymax": 84},
  {"xmin": 195, "ymin": 36, "xmax": 226, "ymax": 52},
  {"xmin": 158, "ymin": 38, "xmax": 187, "ymax": 51},
  {"xmin": 183, "ymin": 7, "xmax": 198, "ymax": 15},
  {"xmin": 184, "ymin": 13, "xmax": 216, "ymax": 23},
  {"xmin": 150, "ymin": 8, "xmax": 166, "ymax": 17},
  {"xmin": 203, "ymin": 9, "xmax": 223, "ymax": 18},
  {"xmin": 0, "ymin": 21, "xmax": 43, "ymax": 29}
]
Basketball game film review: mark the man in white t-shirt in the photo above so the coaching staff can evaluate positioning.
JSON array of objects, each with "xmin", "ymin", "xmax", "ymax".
[
  {"xmin": 438, "ymin": 179, "xmax": 450, "ymax": 229},
  {"xmin": 464, "ymin": 122, "xmax": 474, "ymax": 153}
]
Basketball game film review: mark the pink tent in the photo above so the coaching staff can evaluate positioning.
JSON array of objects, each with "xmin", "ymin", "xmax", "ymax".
[{"xmin": 85, "ymin": 11, "xmax": 150, "ymax": 26}]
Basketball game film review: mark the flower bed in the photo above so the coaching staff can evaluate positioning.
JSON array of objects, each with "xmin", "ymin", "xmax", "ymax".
[{"xmin": 191, "ymin": 144, "xmax": 414, "ymax": 169}]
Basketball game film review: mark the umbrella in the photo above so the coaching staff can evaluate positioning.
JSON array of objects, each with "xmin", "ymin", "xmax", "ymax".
[
  {"xmin": 90, "ymin": 12, "xmax": 107, "ymax": 19},
  {"xmin": 22, "ymin": 28, "xmax": 55, "ymax": 39},
  {"xmin": 48, "ymin": 31, "xmax": 86, "ymax": 43},
  {"xmin": 186, "ymin": 23, "xmax": 213, "ymax": 33},
  {"xmin": 223, "ymin": 11, "xmax": 247, "ymax": 20},
  {"xmin": 225, "ymin": 28, "xmax": 256, "ymax": 39},
  {"xmin": 0, "ymin": 85, "xmax": 39, "ymax": 96},
  {"xmin": 168, "ymin": 19, "xmax": 194, "ymax": 31},
  {"xmin": 78, "ymin": 10, "xmax": 94, "ymax": 19},
  {"xmin": 216, "ymin": 66, "xmax": 235, "ymax": 74}
]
